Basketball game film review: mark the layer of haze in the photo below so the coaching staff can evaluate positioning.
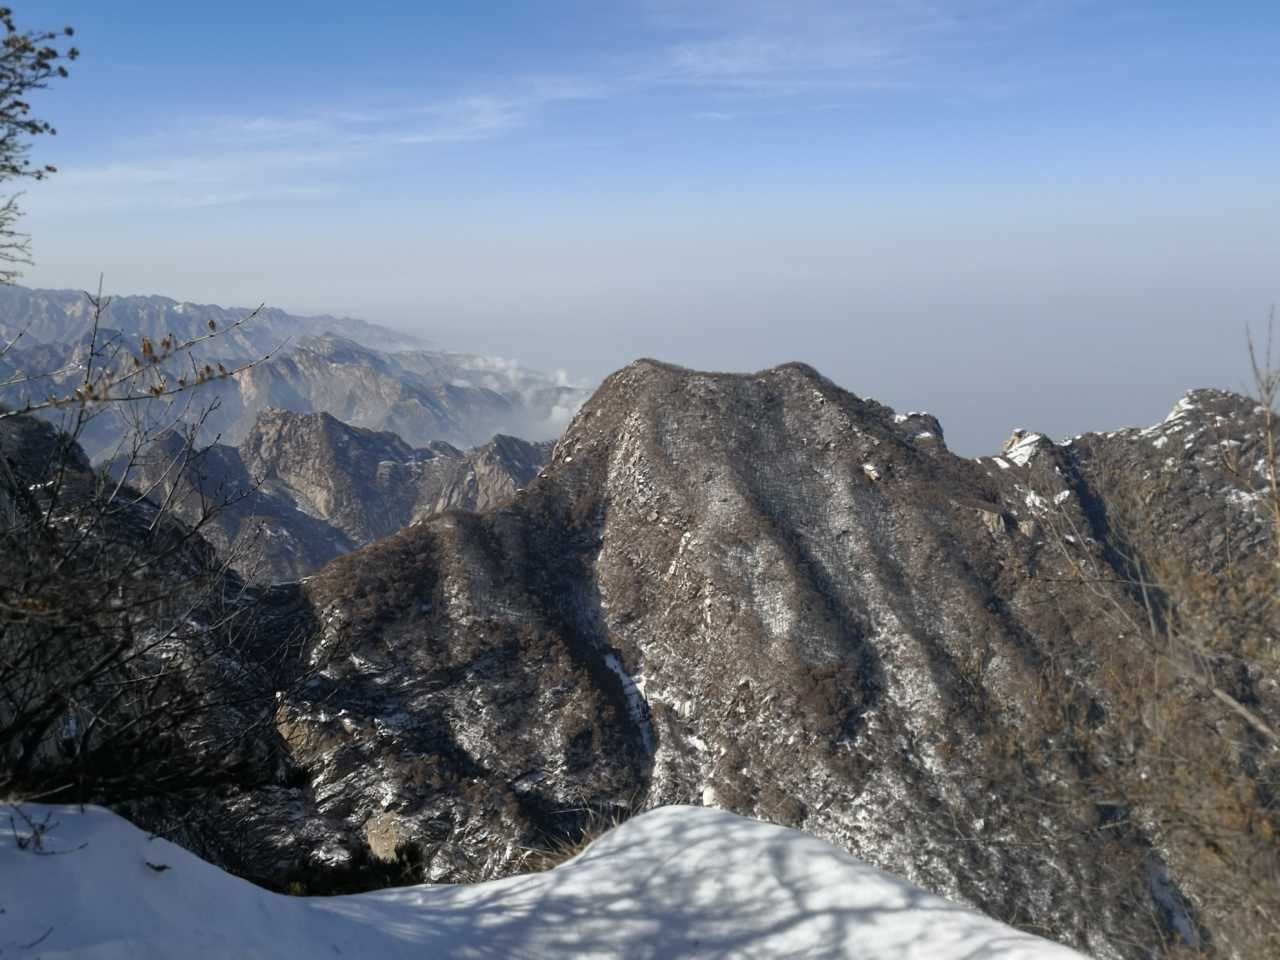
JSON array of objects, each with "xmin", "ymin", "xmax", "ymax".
[{"xmin": 17, "ymin": 1, "xmax": 1280, "ymax": 454}]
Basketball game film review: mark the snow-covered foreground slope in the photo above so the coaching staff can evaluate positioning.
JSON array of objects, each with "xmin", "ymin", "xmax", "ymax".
[{"xmin": 1, "ymin": 803, "xmax": 1084, "ymax": 959}]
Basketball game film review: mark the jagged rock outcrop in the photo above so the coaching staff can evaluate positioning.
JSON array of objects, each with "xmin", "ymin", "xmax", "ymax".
[
  {"xmin": 240, "ymin": 410, "xmax": 550, "ymax": 542},
  {"xmin": 117, "ymin": 409, "xmax": 551, "ymax": 582}
]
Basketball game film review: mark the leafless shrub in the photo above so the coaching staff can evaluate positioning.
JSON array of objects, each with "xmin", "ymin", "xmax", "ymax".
[
  {"xmin": 1028, "ymin": 327, "xmax": 1280, "ymax": 958},
  {"xmin": 0, "ymin": 6, "xmax": 77, "ymax": 282},
  {"xmin": 0, "ymin": 286, "xmax": 312, "ymax": 810}
]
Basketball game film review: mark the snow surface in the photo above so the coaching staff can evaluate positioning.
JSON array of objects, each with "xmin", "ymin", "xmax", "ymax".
[
  {"xmin": 602, "ymin": 652, "xmax": 654, "ymax": 753},
  {"xmin": 1003, "ymin": 434, "xmax": 1045, "ymax": 467},
  {"xmin": 0, "ymin": 803, "xmax": 1084, "ymax": 959},
  {"xmin": 1163, "ymin": 395, "xmax": 1197, "ymax": 423}
]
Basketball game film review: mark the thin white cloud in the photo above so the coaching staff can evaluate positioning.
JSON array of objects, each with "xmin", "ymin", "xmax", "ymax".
[
  {"xmin": 177, "ymin": 79, "xmax": 602, "ymax": 156},
  {"xmin": 661, "ymin": 35, "xmax": 897, "ymax": 87},
  {"xmin": 31, "ymin": 81, "xmax": 600, "ymax": 213},
  {"xmin": 220, "ymin": 115, "xmax": 333, "ymax": 144},
  {"xmin": 642, "ymin": 0, "xmax": 1076, "ymax": 91},
  {"xmin": 28, "ymin": 1, "xmax": 1079, "ymax": 214},
  {"xmin": 33, "ymin": 151, "xmax": 342, "ymax": 212},
  {"xmin": 367, "ymin": 95, "xmax": 529, "ymax": 146}
]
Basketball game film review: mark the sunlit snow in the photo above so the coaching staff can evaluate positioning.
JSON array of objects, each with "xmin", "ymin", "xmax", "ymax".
[{"xmin": 1, "ymin": 804, "xmax": 1084, "ymax": 959}]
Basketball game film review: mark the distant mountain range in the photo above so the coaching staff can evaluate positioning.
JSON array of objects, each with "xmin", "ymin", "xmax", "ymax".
[
  {"xmin": 0, "ymin": 285, "xmax": 588, "ymax": 460},
  {"xmin": 0, "ymin": 283, "xmax": 429, "ymax": 360}
]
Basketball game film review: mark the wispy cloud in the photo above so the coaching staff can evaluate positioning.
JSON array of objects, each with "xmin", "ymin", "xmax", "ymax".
[
  {"xmin": 32, "ymin": 82, "xmax": 601, "ymax": 213},
  {"xmin": 30, "ymin": 2, "xmax": 1076, "ymax": 214},
  {"xmin": 361, "ymin": 95, "xmax": 536, "ymax": 146},
  {"xmin": 198, "ymin": 80, "xmax": 600, "ymax": 152},
  {"xmin": 659, "ymin": 36, "xmax": 899, "ymax": 90},
  {"xmin": 641, "ymin": 0, "xmax": 1073, "ymax": 92},
  {"xmin": 32, "ymin": 139, "xmax": 346, "ymax": 212}
]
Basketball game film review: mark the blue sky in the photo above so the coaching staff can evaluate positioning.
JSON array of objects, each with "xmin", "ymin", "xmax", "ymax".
[{"xmin": 16, "ymin": 1, "xmax": 1280, "ymax": 452}]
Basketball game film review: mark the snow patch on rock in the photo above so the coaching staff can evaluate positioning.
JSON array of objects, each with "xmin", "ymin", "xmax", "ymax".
[{"xmin": 603, "ymin": 652, "xmax": 654, "ymax": 754}]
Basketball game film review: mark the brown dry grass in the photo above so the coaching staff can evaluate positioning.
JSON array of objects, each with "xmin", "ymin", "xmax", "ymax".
[{"xmin": 518, "ymin": 802, "xmax": 638, "ymax": 873}]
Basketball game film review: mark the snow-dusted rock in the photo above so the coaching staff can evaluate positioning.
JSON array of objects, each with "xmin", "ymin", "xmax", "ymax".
[{"xmin": 114, "ymin": 411, "xmax": 551, "ymax": 582}]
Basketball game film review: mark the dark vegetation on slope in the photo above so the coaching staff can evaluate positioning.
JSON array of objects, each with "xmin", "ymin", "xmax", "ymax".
[{"xmin": 0, "ymin": 413, "xmax": 310, "ymax": 808}]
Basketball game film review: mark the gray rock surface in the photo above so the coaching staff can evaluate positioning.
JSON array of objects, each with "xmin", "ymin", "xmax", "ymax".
[{"xmin": 115, "ymin": 409, "xmax": 551, "ymax": 582}]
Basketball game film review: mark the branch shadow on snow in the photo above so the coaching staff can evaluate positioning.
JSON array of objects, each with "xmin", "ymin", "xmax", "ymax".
[{"xmin": 302, "ymin": 808, "xmax": 1075, "ymax": 959}]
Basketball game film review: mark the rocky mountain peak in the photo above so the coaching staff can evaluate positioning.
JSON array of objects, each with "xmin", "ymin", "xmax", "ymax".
[
  {"xmin": 17, "ymin": 352, "xmax": 1273, "ymax": 959},
  {"xmin": 243, "ymin": 408, "xmax": 419, "ymax": 474},
  {"xmin": 245, "ymin": 365, "xmax": 1272, "ymax": 958}
]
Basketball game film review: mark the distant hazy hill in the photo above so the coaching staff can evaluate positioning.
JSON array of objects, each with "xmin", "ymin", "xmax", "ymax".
[
  {"xmin": 0, "ymin": 285, "xmax": 588, "ymax": 459},
  {"xmin": 0, "ymin": 284, "xmax": 427, "ymax": 359}
]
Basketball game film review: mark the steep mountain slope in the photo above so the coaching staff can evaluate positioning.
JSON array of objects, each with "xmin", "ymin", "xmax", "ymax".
[
  {"xmin": 240, "ymin": 409, "xmax": 550, "ymax": 547},
  {"xmin": 118, "ymin": 409, "xmax": 551, "ymax": 581},
  {"xmin": 219, "ymin": 364, "xmax": 1272, "ymax": 960}
]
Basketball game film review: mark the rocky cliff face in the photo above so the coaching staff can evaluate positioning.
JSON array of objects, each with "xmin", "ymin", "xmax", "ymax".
[
  {"xmin": 11, "ymin": 361, "xmax": 1273, "ymax": 959},
  {"xmin": 240, "ymin": 409, "xmax": 552, "ymax": 549},
  {"xmin": 118, "ymin": 409, "xmax": 551, "ymax": 582}
]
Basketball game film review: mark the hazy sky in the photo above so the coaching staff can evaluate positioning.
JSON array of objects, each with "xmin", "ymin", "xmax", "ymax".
[{"xmin": 16, "ymin": 1, "xmax": 1280, "ymax": 454}]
